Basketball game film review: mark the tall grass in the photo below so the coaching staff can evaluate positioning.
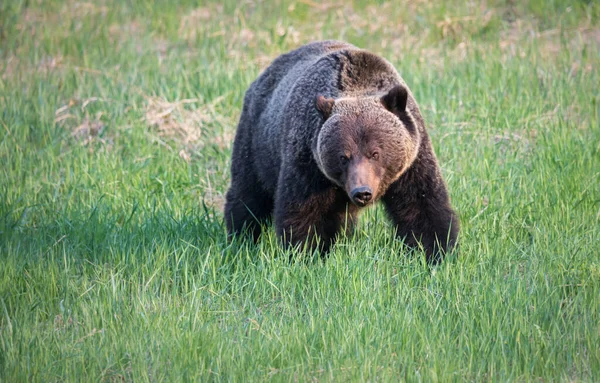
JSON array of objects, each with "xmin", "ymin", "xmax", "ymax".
[{"xmin": 1, "ymin": 0, "xmax": 599, "ymax": 381}]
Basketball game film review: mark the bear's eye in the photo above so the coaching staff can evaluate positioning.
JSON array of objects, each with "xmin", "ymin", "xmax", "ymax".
[
  {"xmin": 340, "ymin": 155, "xmax": 349, "ymax": 166},
  {"xmin": 371, "ymin": 152, "xmax": 380, "ymax": 161}
]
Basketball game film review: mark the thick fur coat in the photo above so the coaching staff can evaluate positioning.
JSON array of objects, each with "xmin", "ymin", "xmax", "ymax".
[{"xmin": 224, "ymin": 41, "xmax": 458, "ymax": 263}]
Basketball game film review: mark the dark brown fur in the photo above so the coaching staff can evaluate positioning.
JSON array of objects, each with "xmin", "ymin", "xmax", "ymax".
[{"xmin": 224, "ymin": 41, "xmax": 459, "ymax": 263}]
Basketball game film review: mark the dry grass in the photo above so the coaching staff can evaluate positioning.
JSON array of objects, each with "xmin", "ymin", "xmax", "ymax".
[
  {"xmin": 54, "ymin": 98, "xmax": 112, "ymax": 149},
  {"xmin": 144, "ymin": 98, "xmax": 206, "ymax": 148},
  {"xmin": 142, "ymin": 95, "xmax": 236, "ymax": 212},
  {"xmin": 71, "ymin": 114, "xmax": 105, "ymax": 143},
  {"xmin": 499, "ymin": 17, "xmax": 600, "ymax": 61},
  {"xmin": 8, "ymin": 0, "xmax": 597, "ymax": 82},
  {"xmin": 144, "ymin": 96, "xmax": 235, "ymax": 153},
  {"xmin": 179, "ymin": 7, "xmax": 216, "ymax": 41},
  {"xmin": 179, "ymin": 5, "xmax": 226, "ymax": 42},
  {"xmin": 1, "ymin": 56, "xmax": 20, "ymax": 80}
]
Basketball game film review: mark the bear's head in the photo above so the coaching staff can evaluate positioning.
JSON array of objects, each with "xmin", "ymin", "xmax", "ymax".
[{"xmin": 314, "ymin": 85, "xmax": 421, "ymax": 207}]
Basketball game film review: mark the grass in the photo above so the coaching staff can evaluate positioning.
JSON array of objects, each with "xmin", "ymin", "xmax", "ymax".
[{"xmin": 1, "ymin": 0, "xmax": 599, "ymax": 381}]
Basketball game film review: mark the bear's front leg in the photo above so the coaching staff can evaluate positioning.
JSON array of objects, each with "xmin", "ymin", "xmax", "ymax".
[
  {"xmin": 274, "ymin": 166, "xmax": 357, "ymax": 254},
  {"xmin": 382, "ymin": 162, "xmax": 459, "ymax": 264}
]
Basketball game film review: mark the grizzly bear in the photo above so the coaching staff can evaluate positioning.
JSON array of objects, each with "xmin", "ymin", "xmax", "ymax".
[{"xmin": 224, "ymin": 41, "xmax": 458, "ymax": 263}]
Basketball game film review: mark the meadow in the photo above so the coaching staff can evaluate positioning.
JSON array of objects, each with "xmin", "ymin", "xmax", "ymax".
[{"xmin": 1, "ymin": 0, "xmax": 599, "ymax": 381}]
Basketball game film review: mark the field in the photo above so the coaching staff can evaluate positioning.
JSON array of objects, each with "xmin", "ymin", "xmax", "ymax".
[{"xmin": 1, "ymin": 0, "xmax": 599, "ymax": 381}]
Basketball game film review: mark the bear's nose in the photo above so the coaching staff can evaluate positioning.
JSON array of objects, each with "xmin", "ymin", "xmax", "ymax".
[{"xmin": 350, "ymin": 186, "xmax": 372, "ymax": 206}]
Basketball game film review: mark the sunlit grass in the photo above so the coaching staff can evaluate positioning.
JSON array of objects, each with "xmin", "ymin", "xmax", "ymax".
[{"xmin": 1, "ymin": 0, "xmax": 599, "ymax": 381}]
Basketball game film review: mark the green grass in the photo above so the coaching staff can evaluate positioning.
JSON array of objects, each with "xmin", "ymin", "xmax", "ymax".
[{"xmin": 1, "ymin": 0, "xmax": 599, "ymax": 381}]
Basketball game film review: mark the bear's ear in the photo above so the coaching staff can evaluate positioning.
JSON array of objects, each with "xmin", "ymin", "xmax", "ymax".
[
  {"xmin": 381, "ymin": 85, "xmax": 408, "ymax": 115},
  {"xmin": 316, "ymin": 95, "xmax": 335, "ymax": 119}
]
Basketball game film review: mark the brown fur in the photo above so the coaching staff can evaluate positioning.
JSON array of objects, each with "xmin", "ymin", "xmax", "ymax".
[{"xmin": 224, "ymin": 41, "xmax": 459, "ymax": 263}]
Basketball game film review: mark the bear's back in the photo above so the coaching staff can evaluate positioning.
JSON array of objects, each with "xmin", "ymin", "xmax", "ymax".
[{"xmin": 246, "ymin": 41, "xmax": 355, "ymax": 129}]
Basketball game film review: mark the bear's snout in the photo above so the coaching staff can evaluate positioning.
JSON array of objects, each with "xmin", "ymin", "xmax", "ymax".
[
  {"xmin": 345, "ymin": 158, "xmax": 380, "ymax": 207},
  {"xmin": 350, "ymin": 186, "xmax": 372, "ymax": 207}
]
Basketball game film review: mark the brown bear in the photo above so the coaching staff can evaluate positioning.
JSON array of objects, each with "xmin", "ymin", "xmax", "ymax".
[{"xmin": 224, "ymin": 41, "xmax": 458, "ymax": 263}]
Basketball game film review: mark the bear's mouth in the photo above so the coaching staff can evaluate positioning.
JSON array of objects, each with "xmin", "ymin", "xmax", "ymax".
[{"xmin": 352, "ymin": 199, "xmax": 370, "ymax": 207}]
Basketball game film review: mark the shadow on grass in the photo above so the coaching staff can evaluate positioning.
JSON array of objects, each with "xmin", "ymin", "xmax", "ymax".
[
  {"xmin": 0, "ymin": 195, "xmax": 447, "ymax": 275},
  {"xmin": 0, "ymin": 198, "xmax": 229, "ymax": 265}
]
